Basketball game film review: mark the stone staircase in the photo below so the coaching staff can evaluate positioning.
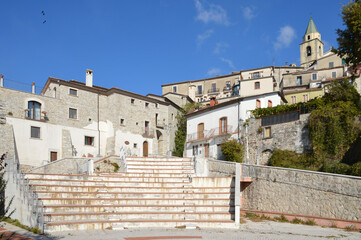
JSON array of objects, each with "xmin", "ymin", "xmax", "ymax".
[{"xmin": 24, "ymin": 156, "xmax": 236, "ymax": 232}]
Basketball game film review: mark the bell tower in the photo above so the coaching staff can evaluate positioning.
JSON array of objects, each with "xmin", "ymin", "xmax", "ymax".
[{"xmin": 300, "ymin": 17, "xmax": 324, "ymax": 68}]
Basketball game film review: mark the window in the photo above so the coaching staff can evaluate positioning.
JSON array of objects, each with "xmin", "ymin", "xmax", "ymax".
[
  {"xmin": 197, "ymin": 85, "xmax": 202, "ymax": 95},
  {"xmin": 264, "ymin": 127, "xmax": 271, "ymax": 138},
  {"xmin": 69, "ymin": 108, "xmax": 77, "ymax": 119},
  {"xmin": 219, "ymin": 117, "xmax": 227, "ymax": 134},
  {"xmin": 28, "ymin": 101, "xmax": 41, "ymax": 120},
  {"xmin": 120, "ymin": 119, "xmax": 125, "ymax": 125},
  {"xmin": 155, "ymin": 103, "xmax": 158, "ymax": 108},
  {"xmin": 307, "ymin": 35, "xmax": 310, "ymax": 40},
  {"xmin": 268, "ymin": 100, "xmax": 272, "ymax": 107},
  {"xmin": 131, "ymin": 99, "xmax": 135, "ymax": 104},
  {"xmin": 312, "ymin": 73, "xmax": 317, "ymax": 80},
  {"xmin": 145, "ymin": 102, "xmax": 149, "ymax": 108},
  {"xmin": 84, "ymin": 136, "xmax": 94, "ymax": 146},
  {"xmin": 252, "ymin": 72, "xmax": 260, "ymax": 78},
  {"xmin": 173, "ymin": 86, "xmax": 177, "ymax": 93},
  {"xmin": 192, "ymin": 145, "xmax": 198, "ymax": 156},
  {"xmin": 197, "ymin": 123, "xmax": 204, "ymax": 139},
  {"xmin": 134, "ymin": 143, "xmax": 137, "ymax": 148},
  {"xmin": 297, "ymin": 76, "xmax": 302, "ymax": 85},
  {"xmin": 211, "ymin": 83, "xmax": 216, "ymax": 92},
  {"xmin": 332, "ymin": 71, "xmax": 337, "ymax": 78},
  {"xmin": 307, "ymin": 46, "xmax": 312, "ymax": 56},
  {"xmin": 256, "ymin": 99, "xmax": 261, "ymax": 108},
  {"xmin": 69, "ymin": 88, "xmax": 77, "ymax": 96},
  {"xmin": 254, "ymin": 82, "xmax": 260, "ymax": 89},
  {"xmin": 226, "ymin": 81, "xmax": 231, "ymax": 89},
  {"xmin": 291, "ymin": 96, "xmax": 296, "ymax": 104},
  {"xmin": 329, "ymin": 62, "xmax": 334, "ymax": 68},
  {"xmin": 31, "ymin": 126, "xmax": 40, "ymax": 138},
  {"xmin": 302, "ymin": 94, "xmax": 309, "ymax": 103},
  {"xmin": 171, "ymin": 113, "xmax": 174, "ymax": 121}
]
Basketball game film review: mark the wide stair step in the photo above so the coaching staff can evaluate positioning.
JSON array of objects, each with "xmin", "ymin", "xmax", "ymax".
[{"xmin": 24, "ymin": 156, "xmax": 236, "ymax": 232}]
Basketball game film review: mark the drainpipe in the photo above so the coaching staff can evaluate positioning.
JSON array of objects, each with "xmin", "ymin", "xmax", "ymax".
[
  {"xmin": 97, "ymin": 92, "xmax": 100, "ymax": 156},
  {"xmin": 245, "ymin": 123, "xmax": 249, "ymax": 164},
  {"xmin": 0, "ymin": 75, "xmax": 3, "ymax": 87}
]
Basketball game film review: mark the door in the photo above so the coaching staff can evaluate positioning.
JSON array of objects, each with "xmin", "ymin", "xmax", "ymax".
[
  {"xmin": 204, "ymin": 144, "xmax": 209, "ymax": 158},
  {"xmin": 50, "ymin": 151, "xmax": 57, "ymax": 162},
  {"xmin": 143, "ymin": 141, "xmax": 148, "ymax": 157}
]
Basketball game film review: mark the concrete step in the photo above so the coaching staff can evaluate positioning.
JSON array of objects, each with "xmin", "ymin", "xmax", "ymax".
[
  {"xmin": 126, "ymin": 164, "xmax": 194, "ymax": 169},
  {"xmin": 44, "ymin": 212, "xmax": 234, "ymax": 222},
  {"xmin": 39, "ymin": 198, "xmax": 235, "ymax": 206},
  {"xmin": 35, "ymin": 191, "xmax": 235, "ymax": 199},
  {"xmin": 30, "ymin": 185, "xmax": 234, "ymax": 193},
  {"xmin": 126, "ymin": 169, "xmax": 194, "ymax": 174},
  {"xmin": 45, "ymin": 219, "xmax": 237, "ymax": 232},
  {"xmin": 126, "ymin": 160, "xmax": 194, "ymax": 165},
  {"xmin": 127, "ymin": 157, "xmax": 192, "ymax": 162},
  {"xmin": 43, "ymin": 205, "xmax": 234, "ymax": 214}
]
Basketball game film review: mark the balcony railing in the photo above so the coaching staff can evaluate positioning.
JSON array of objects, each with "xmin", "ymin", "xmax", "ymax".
[
  {"xmin": 195, "ymin": 91, "xmax": 203, "ymax": 96},
  {"xmin": 223, "ymin": 86, "xmax": 232, "ymax": 92},
  {"xmin": 187, "ymin": 125, "xmax": 233, "ymax": 142},
  {"xmin": 207, "ymin": 88, "xmax": 220, "ymax": 94},
  {"xmin": 142, "ymin": 127, "xmax": 155, "ymax": 138}
]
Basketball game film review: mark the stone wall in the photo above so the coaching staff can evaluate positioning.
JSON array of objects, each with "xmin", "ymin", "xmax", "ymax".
[
  {"xmin": 241, "ymin": 164, "xmax": 361, "ymax": 221},
  {"xmin": 208, "ymin": 159, "xmax": 236, "ymax": 176},
  {"xmin": 244, "ymin": 113, "xmax": 312, "ymax": 165},
  {"xmin": 29, "ymin": 158, "xmax": 90, "ymax": 174}
]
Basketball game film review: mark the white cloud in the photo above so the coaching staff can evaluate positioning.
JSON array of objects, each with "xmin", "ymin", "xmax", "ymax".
[
  {"xmin": 220, "ymin": 57, "xmax": 235, "ymax": 69},
  {"xmin": 242, "ymin": 6, "xmax": 255, "ymax": 20},
  {"xmin": 214, "ymin": 42, "xmax": 229, "ymax": 54},
  {"xmin": 207, "ymin": 68, "xmax": 221, "ymax": 76},
  {"xmin": 195, "ymin": 0, "xmax": 229, "ymax": 26},
  {"xmin": 274, "ymin": 25, "xmax": 296, "ymax": 50},
  {"xmin": 197, "ymin": 29, "xmax": 214, "ymax": 48}
]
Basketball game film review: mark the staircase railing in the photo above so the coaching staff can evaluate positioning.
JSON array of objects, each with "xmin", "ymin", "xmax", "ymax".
[{"xmin": 6, "ymin": 155, "xmax": 45, "ymax": 233}]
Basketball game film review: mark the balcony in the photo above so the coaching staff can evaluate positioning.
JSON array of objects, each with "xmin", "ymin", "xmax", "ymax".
[
  {"xmin": 142, "ymin": 127, "xmax": 155, "ymax": 138},
  {"xmin": 195, "ymin": 91, "xmax": 203, "ymax": 97},
  {"xmin": 24, "ymin": 109, "xmax": 48, "ymax": 121},
  {"xmin": 223, "ymin": 86, "xmax": 232, "ymax": 92},
  {"xmin": 207, "ymin": 88, "xmax": 220, "ymax": 95},
  {"xmin": 187, "ymin": 125, "xmax": 233, "ymax": 142}
]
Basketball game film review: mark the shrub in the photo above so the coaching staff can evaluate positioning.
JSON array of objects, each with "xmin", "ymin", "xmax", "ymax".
[
  {"xmin": 324, "ymin": 162, "xmax": 351, "ymax": 175},
  {"xmin": 269, "ymin": 149, "xmax": 317, "ymax": 170},
  {"xmin": 111, "ymin": 162, "xmax": 120, "ymax": 172},
  {"xmin": 220, "ymin": 139, "xmax": 244, "ymax": 162},
  {"xmin": 292, "ymin": 218, "xmax": 302, "ymax": 224},
  {"xmin": 350, "ymin": 162, "xmax": 361, "ymax": 176}
]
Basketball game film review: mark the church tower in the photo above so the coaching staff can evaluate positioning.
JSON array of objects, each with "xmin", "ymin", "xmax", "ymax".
[{"xmin": 300, "ymin": 17, "xmax": 324, "ymax": 68}]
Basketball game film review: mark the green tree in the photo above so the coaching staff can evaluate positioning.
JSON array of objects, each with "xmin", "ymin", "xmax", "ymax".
[
  {"xmin": 332, "ymin": 0, "xmax": 361, "ymax": 74},
  {"xmin": 172, "ymin": 102, "xmax": 202, "ymax": 157}
]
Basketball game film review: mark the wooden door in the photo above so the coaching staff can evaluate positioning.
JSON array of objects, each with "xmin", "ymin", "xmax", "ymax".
[
  {"xmin": 204, "ymin": 144, "xmax": 209, "ymax": 158},
  {"xmin": 143, "ymin": 141, "xmax": 148, "ymax": 157},
  {"xmin": 50, "ymin": 151, "xmax": 57, "ymax": 162},
  {"xmin": 197, "ymin": 123, "xmax": 204, "ymax": 139}
]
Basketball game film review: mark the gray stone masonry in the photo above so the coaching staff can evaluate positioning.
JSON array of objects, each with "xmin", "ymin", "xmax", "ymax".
[
  {"xmin": 208, "ymin": 159, "xmax": 236, "ymax": 176},
  {"xmin": 241, "ymin": 164, "xmax": 361, "ymax": 221},
  {"xmin": 30, "ymin": 158, "xmax": 90, "ymax": 174},
  {"xmin": 93, "ymin": 157, "xmax": 125, "ymax": 173},
  {"xmin": 244, "ymin": 113, "xmax": 312, "ymax": 165}
]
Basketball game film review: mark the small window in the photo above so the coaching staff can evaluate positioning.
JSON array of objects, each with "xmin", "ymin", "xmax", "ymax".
[
  {"xmin": 171, "ymin": 113, "xmax": 174, "ymax": 121},
  {"xmin": 219, "ymin": 117, "xmax": 227, "ymax": 134},
  {"xmin": 69, "ymin": 108, "xmax": 77, "ymax": 119},
  {"xmin": 329, "ymin": 62, "xmax": 334, "ymax": 68},
  {"xmin": 84, "ymin": 136, "xmax": 94, "ymax": 146},
  {"xmin": 307, "ymin": 46, "xmax": 312, "ymax": 56},
  {"xmin": 197, "ymin": 123, "xmax": 204, "ymax": 139},
  {"xmin": 155, "ymin": 103, "xmax": 158, "ymax": 108},
  {"xmin": 131, "ymin": 99, "xmax": 135, "ymax": 104},
  {"xmin": 226, "ymin": 81, "xmax": 231, "ymax": 89},
  {"xmin": 252, "ymin": 72, "xmax": 260, "ymax": 78},
  {"xmin": 264, "ymin": 127, "xmax": 271, "ymax": 138},
  {"xmin": 307, "ymin": 35, "xmax": 310, "ymax": 40},
  {"xmin": 255, "ymin": 82, "xmax": 260, "ymax": 89},
  {"xmin": 120, "ymin": 119, "xmax": 125, "ymax": 125},
  {"xmin": 211, "ymin": 83, "xmax": 216, "ymax": 92},
  {"xmin": 197, "ymin": 85, "xmax": 202, "ymax": 94},
  {"xmin": 332, "ymin": 72, "xmax": 336, "ymax": 78},
  {"xmin": 173, "ymin": 86, "xmax": 177, "ymax": 93},
  {"xmin": 291, "ymin": 96, "xmax": 296, "ymax": 104},
  {"xmin": 268, "ymin": 100, "xmax": 272, "ymax": 107},
  {"xmin": 134, "ymin": 143, "xmax": 137, "ymax": 148},
  {"xmin": 192, "ymin": 145, "xmax": 198, "ymax": 156},
  {"xmin": 256, "ymin": 99, "xmax": 261, "ymax": 108},
  {"xmin": 297, "ymin": 76, "xmax": 302, "ymax": 85},
  {"xmin": 69, "ymin": 89, "xmax": 77, "ymax": 96},
  {"xmin": 312, "ymin": 73, "xmax": 317, "ymax": 80},
  {"xmin": 31, "ymin": 126, "xmax": 40, "ymax": 138},
  {"xmin": 145, "ymin": 102, "xmax": 149, "ymax": 108},
  {"xmin": 303, "ymin": 94, "xmax": 309, "ymax": 103}
]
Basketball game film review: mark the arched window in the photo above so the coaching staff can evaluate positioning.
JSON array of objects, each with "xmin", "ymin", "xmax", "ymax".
[
  {"xmin": 28, "ymin": 101, "xmax": 41, "ymax": 120},
  {"xmin": 268, "ymin": 100, "xmax": 272, "ymax": 107},
  {"xmin": 219, "ymin": 117, "xmax": 228, "ymax": 134},
  {"xmin": 306, "ymin": 46, "xmax": 312, "ymax": 56},
  {"xmin": 256, "ymin": 99, "xmax": 261, "ymax": 108}
]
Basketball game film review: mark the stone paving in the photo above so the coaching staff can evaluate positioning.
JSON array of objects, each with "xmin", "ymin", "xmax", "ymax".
[{"xmin": 2, "ymin": 219, "xmax": 360, "ymax": 240}]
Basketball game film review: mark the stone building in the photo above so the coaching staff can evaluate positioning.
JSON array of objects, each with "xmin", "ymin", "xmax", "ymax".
[{"xmin": 0, "ymin": 70, "xmax": 189, "ymax": 167}]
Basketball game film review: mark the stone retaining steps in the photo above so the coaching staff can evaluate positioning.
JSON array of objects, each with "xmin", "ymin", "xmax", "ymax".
[{"xmin": 24, "ymin": 157, "xmax": 236, "ymax": 232}]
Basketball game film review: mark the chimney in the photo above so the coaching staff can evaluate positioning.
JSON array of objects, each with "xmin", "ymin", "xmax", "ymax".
[
  {"xmin": 32, "ymin": 82, "xmax": 35, "ymax": 94},
  {"xmin": 209, "ymin": 97, "xmax": 218, "ymax": 107},
  {"xmin": 0, "ymin": 75, "xmax": 3, "ymax": 87},
  {"xmin": 86, "ymin": 69, "xmax": 93, "ymax": 87}
]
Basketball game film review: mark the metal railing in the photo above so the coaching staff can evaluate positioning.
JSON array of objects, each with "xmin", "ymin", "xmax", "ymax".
[
  {"xmin": 142, "ymin": 127, "xmax": 155, "ymax": 138},
  {"xmin": 187, "ymin": 125, "xmax": 233, "ymax": 142},
  {"xmin": 6, "ymin": 156, "xmax": 45, "ymax": 233},
  {"xmin": 207, "ymin": 88, "xmax": 220, "ymax": 94}
]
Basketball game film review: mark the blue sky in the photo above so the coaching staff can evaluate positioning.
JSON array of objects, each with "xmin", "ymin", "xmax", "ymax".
[{"xmin": 0, "ymin": 0, "xmax": 349, "ymax": 96}]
